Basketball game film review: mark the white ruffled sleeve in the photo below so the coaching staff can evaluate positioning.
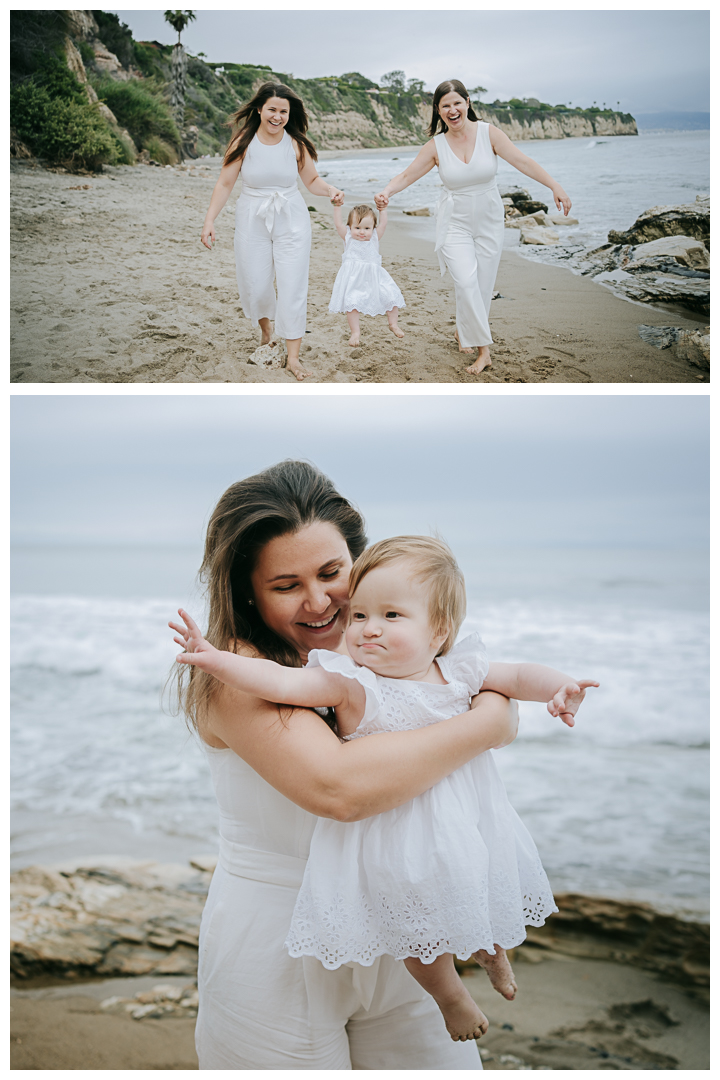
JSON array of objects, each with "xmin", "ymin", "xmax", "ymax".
[
  {"xmin": 306, "ymin": 650, "xmax": 381, "ymax": 733},
  {"xmin": 438, "ymin": 633, "xmax": 489, "ymax": 695}
]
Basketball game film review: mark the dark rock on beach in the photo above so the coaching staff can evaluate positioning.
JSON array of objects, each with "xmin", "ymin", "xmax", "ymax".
[{"xmin": 608, "ymin": 196, "xmax": 709, "ymax": 249}]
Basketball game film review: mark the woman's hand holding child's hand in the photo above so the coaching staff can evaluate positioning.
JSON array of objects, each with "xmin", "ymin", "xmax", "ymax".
[
  {"xmin": 170, "ymin": 609, "xmax": 221, "ymax": 673},
  {"xmin": 547, "ymin": 680, "xmax": 599, "ymax": 727}
]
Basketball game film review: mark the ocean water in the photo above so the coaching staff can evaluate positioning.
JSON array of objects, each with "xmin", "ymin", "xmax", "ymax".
[
  {"xmin": 319, "ymin": 129, "xmax": 709, "ymax": 260},
  {"xmin": 11, "ymin": 544, "xmax": 708, "ymax": 915}
]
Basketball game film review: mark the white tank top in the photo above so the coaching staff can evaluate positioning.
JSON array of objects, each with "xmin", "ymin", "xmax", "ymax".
[
  {"xmin": 434, "ymin": 122, "xmax": 498, "ymax": 191},
  {"xmin": 240, "ymin": 132, "xmax": 299, "ymax": 189}
]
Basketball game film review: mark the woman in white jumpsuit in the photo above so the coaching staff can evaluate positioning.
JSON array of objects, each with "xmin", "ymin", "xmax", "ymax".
[
  {"xmin": 176, "ymin": 460, "xmax": 518, "ymax": 1069},
  {"xmin": 376, "ymin": 79, "xmax": 572, "ymax": 375},
  {"xmin": 201, "ymin": 83, "xmax": 343, "ymax": 381}
]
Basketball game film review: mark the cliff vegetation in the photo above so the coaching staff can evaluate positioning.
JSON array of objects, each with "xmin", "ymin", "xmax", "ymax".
[{"xmin": 10, "ymin": 9, "xmax": 637, "ymax": 171}]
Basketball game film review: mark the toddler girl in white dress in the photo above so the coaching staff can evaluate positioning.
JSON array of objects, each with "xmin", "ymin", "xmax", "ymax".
[
  {"xmin": 329, "ymin": 203, "xmax": 405, "ymax": 345},
  {"xmin": 171, "ymin": 536, "xmax": 598, "ymax": 1043}
]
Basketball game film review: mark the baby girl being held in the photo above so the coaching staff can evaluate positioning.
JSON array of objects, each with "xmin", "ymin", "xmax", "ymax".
[
  {"xmin": 329, "ymin": 203, "xmax": 405, "ymax": 346},
  {"xmin": 171, "ymin": 537, "xmax": 598, "ymax": 1045}
]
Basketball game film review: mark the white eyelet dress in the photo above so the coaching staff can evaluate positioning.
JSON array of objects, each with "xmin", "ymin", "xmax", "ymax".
[
  {"xmin": 234, "ymin": 132, "xmax": 311, "ymax": 340},
  {"xmin": 285, "ymin": 634, "xmax": 557, "ymax": 970},
  {"xmin": 195, "ymin": 744, "xmax": 483, "ymax": 1068},
  {"xmin": 329, "ymin": 228, "xmax": 405, "ymax": 316},
  {"xmin": 434, "ymin": 123, "xmax": 505, "ymax": 348}
]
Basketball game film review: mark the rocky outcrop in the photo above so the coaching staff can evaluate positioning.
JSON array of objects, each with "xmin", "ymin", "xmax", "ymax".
[
  {"xmin": 637, "ymin": 326, "xmax": 709, "ymax": 369},
  {"xmin": 11, "ymin": 859, "xmax": 212, "ymax": 979},
  {"xmin": 608, "ymin": 196, "xmax": 709, "ymax": 248},
  {"xmin": 573, "ymin": 198, "xmax": 711, "ymax": 316},
  {"xmin": 13, "ymin": 860, "xmax": 709, "ymax": 993}
]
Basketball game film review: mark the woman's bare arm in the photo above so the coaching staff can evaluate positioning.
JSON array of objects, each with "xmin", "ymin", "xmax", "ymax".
[
  {"xmin": 204, "ymin": 686, "xmax": 518, "ymax": 822},
  {"xmin": 488, "ymin": 125, "xmax": 571, "ymax": 214},
  {"xmin": 375, "ymin": 141, "xmax": 438, "ymax": 207},
  {"xmin": 201, "ymin": 158, "xmax": 243, "ymax": 248}
]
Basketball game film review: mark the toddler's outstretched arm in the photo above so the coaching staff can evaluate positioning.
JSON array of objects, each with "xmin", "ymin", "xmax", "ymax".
[
  {"xmin": 376, "ymin": 207, "xmax": 388, "ymax": 240},
  {"xmin": 170, "ymin": 610, "xmax": 365, "ymax": 727},
  {"xmin": 332, "ymin": 202, "xmax": 348, "ymax": 240},
  {"xmin": 484, "ymin": 663, "xmax": 599, "ymax": 727}
]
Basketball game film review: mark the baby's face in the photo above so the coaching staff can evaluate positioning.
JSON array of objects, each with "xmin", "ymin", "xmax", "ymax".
[
  {"xmin": 349, "ymin": 214, "xmax": 375, "ymax": 241},
  {"xmin": 345, "ymin": 560, "xmax": 447, "ymax": 679}
]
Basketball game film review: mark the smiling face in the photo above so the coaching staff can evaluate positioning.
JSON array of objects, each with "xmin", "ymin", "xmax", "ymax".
[
  {"xmin": 258, "ymin": 95, "xmax": 290, "ymax": 137},
  {"xmin": 345, "ymin": 560, "xmax": 449, "ymax": 680},
  {"xmin": 438, "ymin": 90, "xmax": 469, "ymax": 131},
  {"xmin": 349, "ymin": 213, "xmax": 376, "ymax": 241},
  {"xmin": 249, "ymin": 521, "xmax": 353, "ymax": 662}
]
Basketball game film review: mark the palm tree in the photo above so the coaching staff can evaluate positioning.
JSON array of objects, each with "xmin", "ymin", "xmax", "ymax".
[{"xmin": 164, "ymin": 10, "xmax": 196, "ymax": 134}]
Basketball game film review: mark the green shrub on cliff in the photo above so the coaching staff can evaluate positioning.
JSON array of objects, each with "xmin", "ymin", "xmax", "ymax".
[
  {"xmin": 11, "ymin": 80, "xmax": 119, "ymax": 169},
  {"xmin": 90, "ymin": 75, "xmax": 179, "ymax": 153}
]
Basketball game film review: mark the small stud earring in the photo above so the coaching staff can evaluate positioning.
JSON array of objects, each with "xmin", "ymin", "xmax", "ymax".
[{"xmin": 248, "ymin": 599, "xmax": 255, "ymax": 606}]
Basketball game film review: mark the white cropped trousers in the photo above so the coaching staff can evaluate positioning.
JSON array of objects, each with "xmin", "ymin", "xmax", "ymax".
[
  {"xmin": 438, "ymin": 187, "xmax": 505, "ymax": 348},
  {"xmin": 234, "ymin": 188, "xmax": 312, "ymax": 340}
]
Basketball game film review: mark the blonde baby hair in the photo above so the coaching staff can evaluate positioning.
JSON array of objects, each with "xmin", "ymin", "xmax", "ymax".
[
  {"xmin": 347, "ymin": 204, "xmax": 378, "ymax": 228},
  {"xmin": 349, "ymin": 535, "xmax": 467, "ymax": 656}
]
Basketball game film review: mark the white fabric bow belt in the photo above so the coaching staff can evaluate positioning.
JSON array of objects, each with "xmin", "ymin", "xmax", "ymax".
[
  {"xmin": 219, "ymin": 835, "xmax": 307, "ymax": 888},
  {"xmin": 241, "ymin": 183, "xmax": 299, "ymax": 232},
  {"xmin": 435, "ymin": 179, "xmax": 498, "ymax": 275}
]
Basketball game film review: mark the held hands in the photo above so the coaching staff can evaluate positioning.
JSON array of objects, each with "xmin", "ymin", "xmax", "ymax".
[
  {"xmin": 329, "ymin": 188, "xmax": 345, "ymax": 206},
  {"xmin": 374, "ymin": 192, "xmax": 389, "ymax": 210},
  {"xmin": 200, "ymin": 222, "xmax": 215, "ymax": 249},
  {"xmin": 170, "ymin": 609, "xmax": 221, "ymax": 673},
  {"xmin": 552, "ymin": 187, "xmax": 572, "ymax": 216},
  {"xmin": 547, "ymin": 680, "xmax": 599, "ymax": 727}
]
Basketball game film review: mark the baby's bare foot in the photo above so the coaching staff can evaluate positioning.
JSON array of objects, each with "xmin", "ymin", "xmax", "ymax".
[
  {"xmin": 473, "ymin": 947, "xmax": 517, "ymax": 1000},
  {"xmin": 437, "ymin": 984, "xmax": 489, "ymax": 1043},
  {"xmin": 466, "ymin": 346, "xmax": 492, "ymax": 374},
  {"xmin": 348, "ymin": 333, "xmax": 360, "ymax": 346},
  {"xmin": 389, "ymin": 323, "xmax": 405, "ymax": 339}
]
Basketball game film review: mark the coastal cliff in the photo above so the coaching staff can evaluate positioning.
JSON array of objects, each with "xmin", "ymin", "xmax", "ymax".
[{"xmin": 10, "ymin": 10, "xmax": 637, "ymax": 168}]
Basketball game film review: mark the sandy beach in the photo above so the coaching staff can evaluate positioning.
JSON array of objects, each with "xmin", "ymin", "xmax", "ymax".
[
  {"xmin": 10, "ymin": 858, "xmax": 709, "ymax": 1070},
  {"xmin": 11, "ymin": 941, "xmax": 708, "ymax": 1070},
  {"xmin": 10, "ymin": 156, "xmax": 708, "ymax": 384}
]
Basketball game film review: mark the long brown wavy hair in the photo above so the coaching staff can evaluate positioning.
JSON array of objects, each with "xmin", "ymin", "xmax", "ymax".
[
  {"xmin": 224, "ymin": 81, "xmax": 318, "ymax": 169},
  {"xmin": 175, "ymin": 461, "xmax": 367, "ymax": 731},
  {"xmin": 426, "ymin": 79, "xmax": 480, "ymax": 137}
]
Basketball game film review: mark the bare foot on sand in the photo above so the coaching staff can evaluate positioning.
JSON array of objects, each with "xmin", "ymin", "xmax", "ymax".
[
  {"xmin": 259, "ymin": 318, "xmax": 277, "ymax": 348},
  {"xmin": 348, "ymin": 333, "xmax": 361, "ymax": 346},
  {"xmin": 286, "ymin": 360, "xmax": 314, "ymax": 382},
  {"xmin": 454, "ymin": 329, "xmax": 475, "ymax": 355},
  {"xmin": 465, "ymin": 346, "xmax": 492, "ymax": 374},
  {"xmin": 389, "ymin": 323, "xmax": 405, "ymax": 339},
  {"xmin": 437, "ymin": 984, "xmax": 489, "ymax": 1042},
  {"xmin": 473, "ymin": 946, "xmax": 518, "ymax": 1000}
]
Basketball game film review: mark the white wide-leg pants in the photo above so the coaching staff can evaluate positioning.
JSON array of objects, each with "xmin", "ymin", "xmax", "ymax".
[
  {"xmin": 234, "ymin": 191, "xmax": 312, "ymax": 340},
  {"xmin": 439, "ymin": 187, "xmax": 505, "ymax": 348}
]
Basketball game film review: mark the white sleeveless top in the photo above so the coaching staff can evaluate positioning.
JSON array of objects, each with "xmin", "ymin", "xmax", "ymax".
[
  {"xmin": 239, "ymin": 132, "xmax": 302, "ymax": 230},
  {"xmin": 433, "ymin": 122, "xmax": 499, "ymax": 272}
]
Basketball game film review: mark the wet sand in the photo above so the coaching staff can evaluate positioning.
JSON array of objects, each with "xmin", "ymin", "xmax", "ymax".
[{"xmin": 10, "ymin": 157, "xmax": 707, "ymax": 384}]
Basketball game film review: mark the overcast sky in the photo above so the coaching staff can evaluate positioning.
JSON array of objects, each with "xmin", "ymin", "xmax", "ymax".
[
  {"xmin": 108, "ymin": 8, "xmax": 709, "ymax": 115},
  {"xmin": 11, "ymin": 395, "xmax": 708, "ymax": 550}
]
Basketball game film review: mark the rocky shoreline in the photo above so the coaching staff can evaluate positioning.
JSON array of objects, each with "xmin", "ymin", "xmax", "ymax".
[
  {"xmin": 11, "ymin": 857, "xmax": 709, "ymax": 989},
  {"xmin": 503, "ymin": 189, "xmax": 710, "ymax": 363}
]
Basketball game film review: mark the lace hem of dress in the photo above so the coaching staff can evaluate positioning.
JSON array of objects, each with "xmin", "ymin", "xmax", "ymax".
[{"xmin": 285, "ymin": 868, "xmax": 558, "ymax": 970}]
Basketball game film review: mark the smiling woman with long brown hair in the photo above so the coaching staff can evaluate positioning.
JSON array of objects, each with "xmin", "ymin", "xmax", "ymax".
[
  {"xmin": 375, "ymin": 79, "xmax": 572, "ymax": 376},
  {"xmin": 200, "ymin": 83, "xmax": 344, "ymax": 381},
  {"xmin": 174, "ymin": 459, "xmax": 518, "ymax": 1069}
]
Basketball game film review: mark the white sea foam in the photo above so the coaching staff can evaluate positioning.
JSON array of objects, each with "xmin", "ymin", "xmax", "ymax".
[{"xmin": 10, "ymin": 548, "xmax": 709, "ymax": 908}]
